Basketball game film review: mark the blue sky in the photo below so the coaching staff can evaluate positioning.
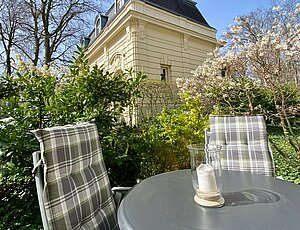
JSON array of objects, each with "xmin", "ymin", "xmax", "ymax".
[{"xmin": 196, "ymin": 0, "xmax": 273, "ymax": 38}]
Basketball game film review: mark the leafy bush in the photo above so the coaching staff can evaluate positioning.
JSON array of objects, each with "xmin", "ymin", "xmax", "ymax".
[
  {"xmin": 268, "ymin": 126, "xmax": 300, "ymax": 184},
  {"xmin": 101, "ymin": 123, "xmax": 144, "ymax": 186},
  {"xmin": 138, "ymin": 95, "xmax": 209, "ymax": 178},
  {"xmin": 137, "ymin": 80, "xmax": 181, "ymax": 122},
  {"xmin": 0, "ymin": 47, "xmax": 145, "ymax": 229},
  {"xmin": 0, "ymin": 63, "xmax": 56, "ymax": 229}
]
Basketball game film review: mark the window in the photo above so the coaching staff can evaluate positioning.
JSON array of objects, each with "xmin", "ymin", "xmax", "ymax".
[
  {"xmin": 160, "ymin": 65, "xmax": 170, "ymax": 81},
  {"xmin": 95, "ymin": 17, "xmax": 101, "ymax": 36},
  {"xmin": 116, "ymin": 0, "xmax": 124, "ymax": 12}
]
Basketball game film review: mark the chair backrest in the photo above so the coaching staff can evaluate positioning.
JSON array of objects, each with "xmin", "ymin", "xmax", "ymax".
[
  {"xmin": 32, "ymin": 122, "xmax": 118, "ymax": 230},
  {"xmin": 207, "ymin": 115, "xmax": 275, "ymax": 177}
]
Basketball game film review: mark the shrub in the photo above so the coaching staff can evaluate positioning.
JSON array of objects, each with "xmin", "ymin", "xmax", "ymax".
[
  {"xmin": 137, "ymin": 80, "xmax": 181, "ymax": 122},
  {"xmin": 268, "ymin": 126, "xmax": 300, "ymax": 184},
  {"xmin": 138, "ymin": 95, "xmax": 209, "ymax": 178},
  {"xmin": 0, "ymin": 47, "xmax": 145, "ymax": 228},
  {"xmin": 0, "ymin": 63, "xmax": 56, "ymax": 229},
  {"xmin": 101, "ymin": 123, "xmax": 143, "ymax": 186}
]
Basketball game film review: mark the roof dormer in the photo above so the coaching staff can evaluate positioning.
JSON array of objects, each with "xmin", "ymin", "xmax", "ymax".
[
  {"xmin": 115, "ymin": 0, "xmax": 125, "ymax": 13},
  {"xmin": 95, "ymin": 14, "xmax": 108, "ymax": 36}
]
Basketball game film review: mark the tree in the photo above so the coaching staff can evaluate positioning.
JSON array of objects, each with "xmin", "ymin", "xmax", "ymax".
[
  {"xmin": 0, "ymin": 0, "xmax": 104, "ymax": 72},
  {"xmin": 221, "ymin": 0, "xmax": 300, "ymax": 86},
  {"xmin": 0, "ymin": 0, "xmax": 26, "ymax": 75},
  {"xmin": 177, "ymin": 0, "xmax": 300, "ymax": 160},
  {"xmin": 30, "ymin": 0, "xmax": 99, "ymax": 65}
]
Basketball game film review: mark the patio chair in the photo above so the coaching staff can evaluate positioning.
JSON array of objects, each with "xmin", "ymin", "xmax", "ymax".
[
  {"xmin": 205, "ymin": 115, "xmax": 275, "ymax": 177},
  {"xmin": 31, "ymin": 122, "xmax": 130, "ymax": 230}
]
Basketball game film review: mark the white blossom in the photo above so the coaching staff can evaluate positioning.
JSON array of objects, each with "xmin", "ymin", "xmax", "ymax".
[
  {"xmin": 272, "ymin": 5, "xmax": 281, "ymax": 11},
  {"xmin": 176, "ymin": 0, "xmax": 300, "ymax": 100}
]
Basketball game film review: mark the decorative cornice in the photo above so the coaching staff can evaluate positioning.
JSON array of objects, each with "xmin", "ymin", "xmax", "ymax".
[{"xmin": 87, "ymin": 0, "xmax": 217, "ymax": 60}]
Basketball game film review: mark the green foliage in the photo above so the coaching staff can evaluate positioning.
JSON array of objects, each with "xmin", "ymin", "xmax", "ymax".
[
  {"xmin": 0, "ymin": 66, "xmax": 56, "ymax": 228},
  {"xmin": 138, "ymin": 95, "xmax": 209, "ymax": 178},
  {"xmin": 101, "ymin": 124, "xmax": 143, "ymax": 186},
  {"xmin": 52, "ymin": 47, "xmax": 146, "ymax": 132},
  {"xmin": 200, "ymin": 76, "xmax": 271, "ymax": 116},
  {"xmin": 268, "ymin": 126, "xmax": 300, "ymax": 184},
  {"xmin": 0, "ymin": 76, "xmax": 15, "ymax": 100},
  {"xmin": 0, "ymin": 46, "xmax": 145, "ymax": 229},
  {"xmin": 137, "ymin": 80, "xmax": 182, "ymax": 122}
]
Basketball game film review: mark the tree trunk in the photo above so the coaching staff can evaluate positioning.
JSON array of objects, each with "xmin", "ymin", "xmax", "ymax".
[
  {"xmin": 44, "ymin": 34, "xmax": 51, "ymax": 64},
  {"xmin": 6, "ymin": 48, "xmax": 11, "ymax": 75}
]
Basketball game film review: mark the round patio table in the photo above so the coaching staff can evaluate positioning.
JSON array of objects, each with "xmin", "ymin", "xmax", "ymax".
[{"xmin": 118, "ymin": 169, "xmax": 300, "ymax": 230}]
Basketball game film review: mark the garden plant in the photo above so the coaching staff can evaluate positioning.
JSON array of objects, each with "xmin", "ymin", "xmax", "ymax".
[{"xmin": 177, "ymin": 0, "xmax": 300, "ymax": 183}]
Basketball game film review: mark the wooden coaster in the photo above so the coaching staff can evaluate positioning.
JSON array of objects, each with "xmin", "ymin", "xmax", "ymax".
[{"xmin": 194, "ymin": 194, "xmax": 225, "ymax": 207}]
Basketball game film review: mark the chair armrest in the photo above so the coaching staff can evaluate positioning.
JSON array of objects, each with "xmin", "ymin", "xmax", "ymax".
[
  {"xmin": 112, "ymin": 187, "xmax": 131, "ymax": 208},
  {"xmin": 112, "ymin": 186, "xmax": 131, "ymax": 192}
]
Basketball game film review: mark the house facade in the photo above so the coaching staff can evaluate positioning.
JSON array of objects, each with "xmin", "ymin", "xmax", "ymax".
[{"xmin": 86, "ymin": 0, "xmax": 218, "ymax": 81}]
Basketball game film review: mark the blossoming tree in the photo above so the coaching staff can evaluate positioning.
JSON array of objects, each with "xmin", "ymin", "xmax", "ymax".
[{"xmin": 177, "ymin": 0, "xmax": 300, "ymax": 161}]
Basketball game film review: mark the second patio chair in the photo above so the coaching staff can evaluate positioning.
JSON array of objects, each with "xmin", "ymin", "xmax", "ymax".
[
  {"xmin": 205, "ymin": 115, "xmax": 275, "ymax": 177},
  {"xmin": 32, "ymin": 122, "xmax": 130, "ymax": 230}
]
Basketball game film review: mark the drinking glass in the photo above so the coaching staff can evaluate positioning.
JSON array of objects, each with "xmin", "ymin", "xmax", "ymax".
[{"xmin": 188, "ymin": 144, "xmax": 224, "ymax": 207}]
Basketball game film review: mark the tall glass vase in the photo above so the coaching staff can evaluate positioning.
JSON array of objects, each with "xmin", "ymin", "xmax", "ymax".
[{"xmin": 188, "ymin": 144, "xmax": 224, "ymax": 207}]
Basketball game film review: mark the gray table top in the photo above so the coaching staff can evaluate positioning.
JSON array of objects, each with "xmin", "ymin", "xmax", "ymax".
[{"xmin": 118, "ymin": 169, "xmax": 300, "ymax": 230}]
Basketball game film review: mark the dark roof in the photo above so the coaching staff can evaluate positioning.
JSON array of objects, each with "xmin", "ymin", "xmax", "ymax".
[
  {"xmin": 141, "ymin": 0, "xmax": 211, "ymax": 27},
  {"xmin": 87, "ymin": 0, "xmax": 212, "ymax": 46}
]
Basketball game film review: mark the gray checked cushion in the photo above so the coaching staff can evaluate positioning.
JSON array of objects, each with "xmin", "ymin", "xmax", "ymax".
[
  {"xmin": 208, "ymin": 115, "xmax": 275, "ymax": 177},
  {"xmin": 32, "ymin": 122, "xmax": 118, "ymax": 230}
]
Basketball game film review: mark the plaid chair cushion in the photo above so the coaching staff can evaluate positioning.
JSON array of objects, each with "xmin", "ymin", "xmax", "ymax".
[
  {"xmin": 32, "ymin": 122, "xmax": 118, "ymax": 230},
  {"xmin": 208, "ymin": 115, "xmax": 275, "ymax": 177}
]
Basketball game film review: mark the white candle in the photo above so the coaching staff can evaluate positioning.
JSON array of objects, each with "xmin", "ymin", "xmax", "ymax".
[{"xmin": 196, "ymin": 163, "xmax": 218, "ymax": 193}]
